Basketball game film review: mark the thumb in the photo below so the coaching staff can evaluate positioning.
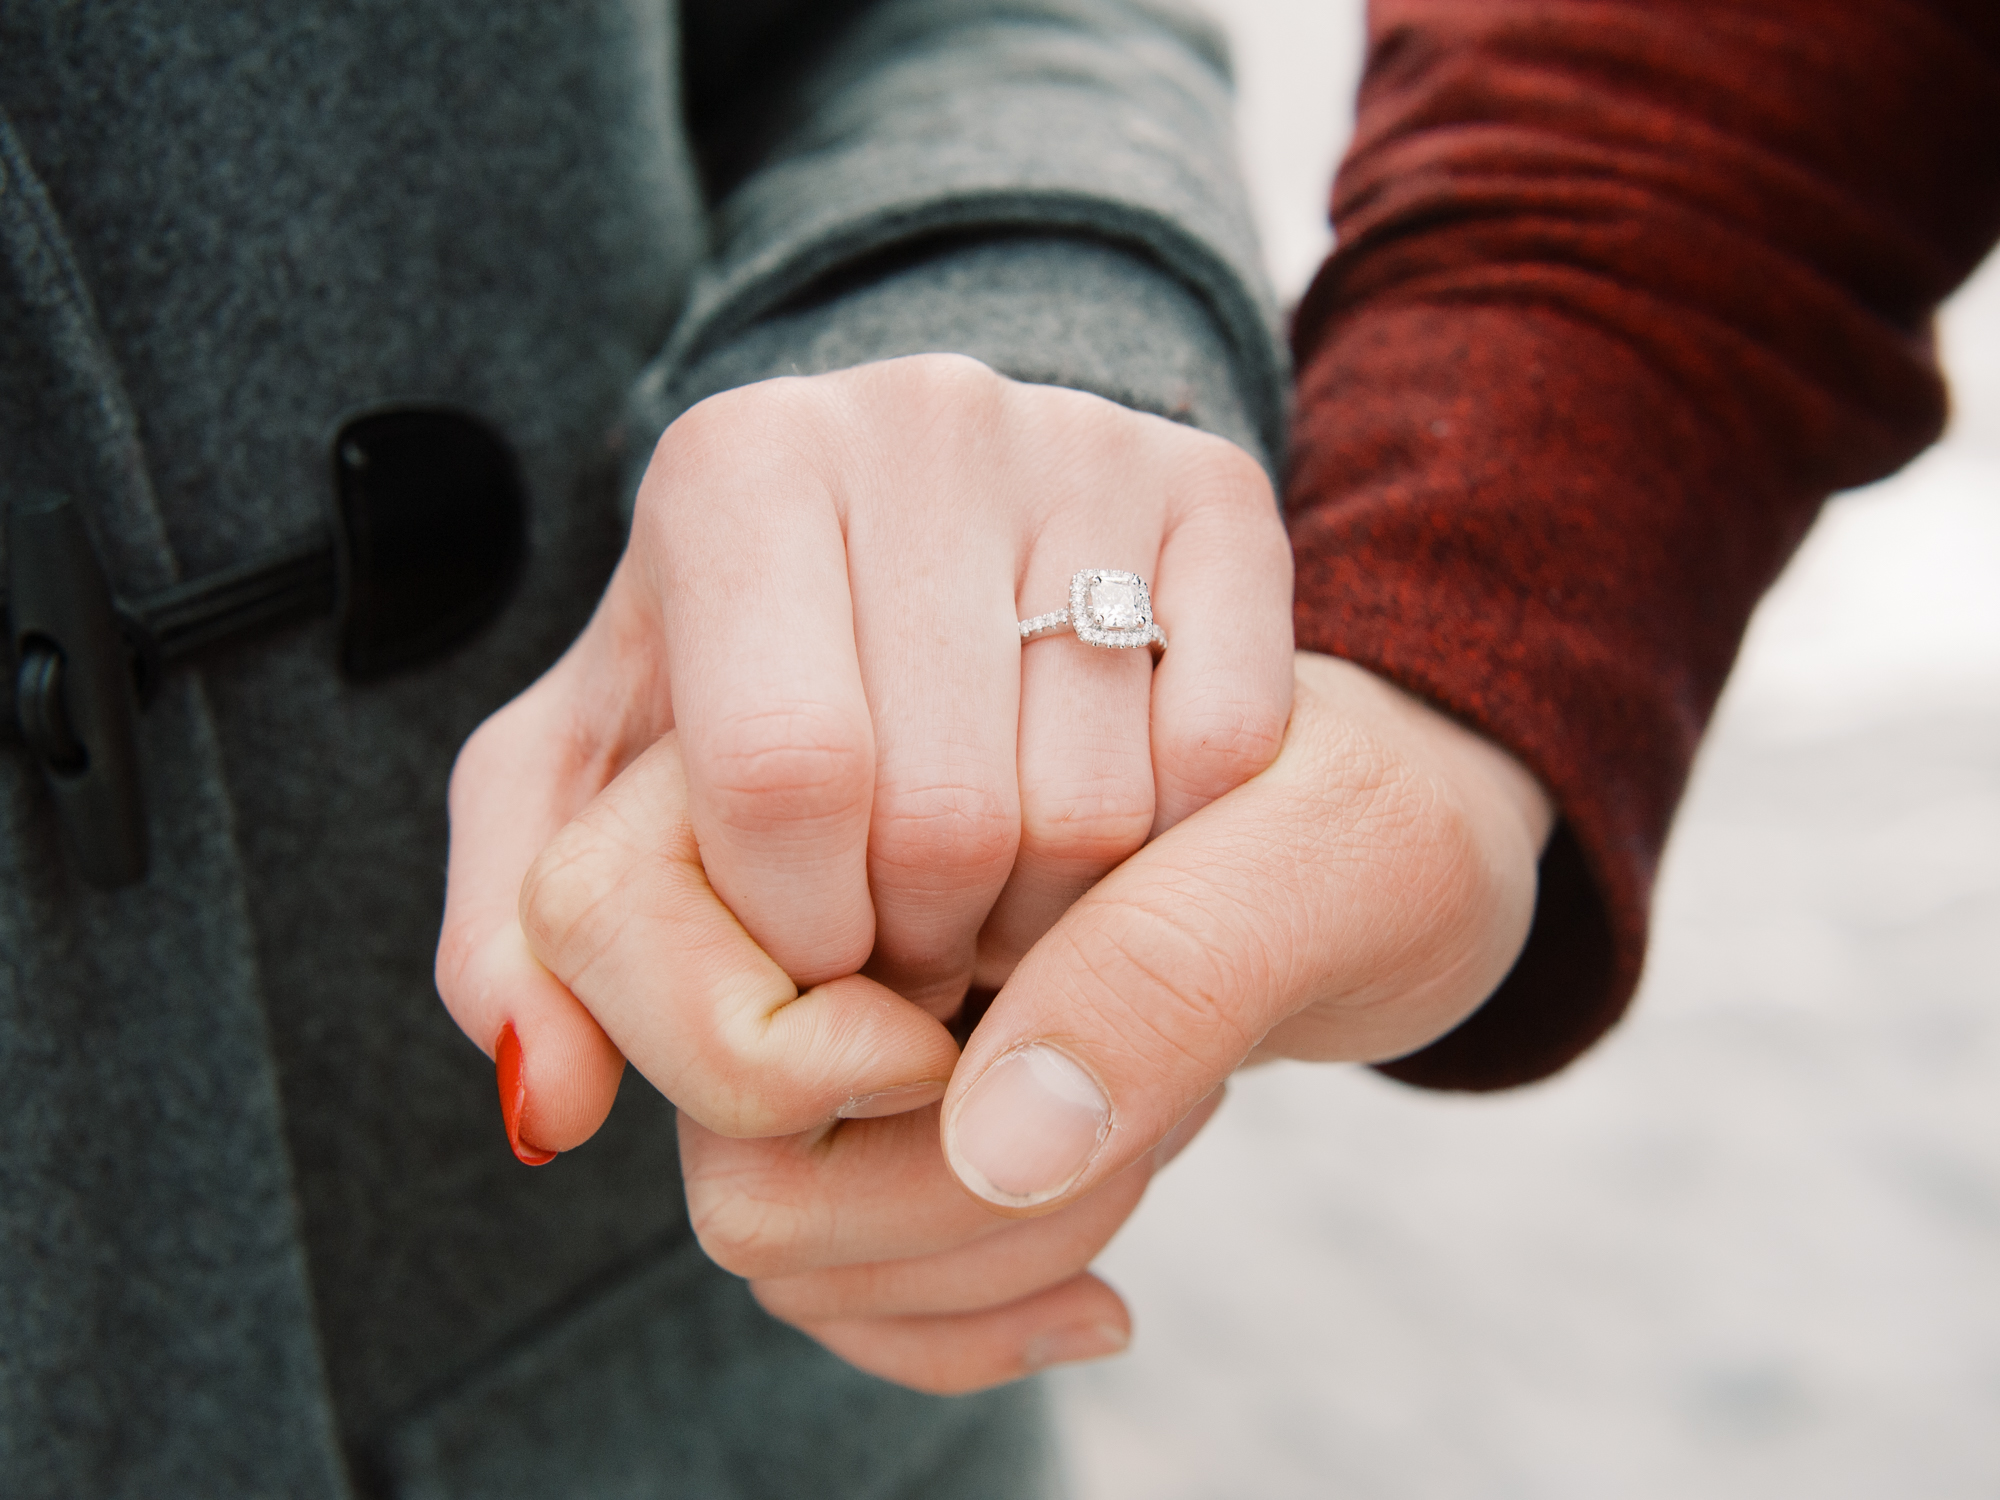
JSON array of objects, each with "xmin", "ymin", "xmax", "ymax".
[{"xmin": 939, "ymin": 653, "xmax": 1547, "ymax": 1212}]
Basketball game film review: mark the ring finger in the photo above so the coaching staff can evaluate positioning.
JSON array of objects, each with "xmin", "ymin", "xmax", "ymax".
[
  {"xmin": 975, "ymin": 556, "xmax": 1162, "ymax": 987},
  {"xmin": 976, "ymin": 432, "xmax": 1291, "ymax": 990}
]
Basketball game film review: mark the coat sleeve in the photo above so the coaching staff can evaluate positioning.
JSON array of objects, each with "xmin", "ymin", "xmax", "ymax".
[
  {"xmin": 1287, "ymin": 0, "xmax": 2000, "ymax": 1090},
  {"xmin": 629, "ymin": 0, "xmax": 1288, "ymax": 481}
]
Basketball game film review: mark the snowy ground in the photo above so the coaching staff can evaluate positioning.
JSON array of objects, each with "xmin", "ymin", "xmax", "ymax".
[{"xmin": 1051, "ymin": 6, "xmax": 2000, "ymax": 1496}]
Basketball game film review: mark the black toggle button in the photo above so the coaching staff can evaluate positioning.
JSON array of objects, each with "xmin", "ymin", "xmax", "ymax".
[
  {"xmin": 332, "ymin": 407, "xmax": 527, "ymax": 680},
  {"xmin": 4, "ymin": 406, "xmax": 529, "ymax": 889},
  {"xmin": 16, "ymin": 642, "xmax": 86, "ymax": 772}
]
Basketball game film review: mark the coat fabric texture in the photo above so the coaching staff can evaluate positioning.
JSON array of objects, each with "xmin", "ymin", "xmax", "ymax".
[{"xmin": 0, "ymin": 2, "xmax": 1282, "ymax": 1494}]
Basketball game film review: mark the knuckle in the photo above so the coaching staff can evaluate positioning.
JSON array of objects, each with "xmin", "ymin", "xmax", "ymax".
[
  {"xmin": 1181, "ymin": 427, "xmax": 1278, "ymax": 511},
  {"xmin": 1155, "ymin": 699, "xmax": 1289, "ymax": 807},
  {"xmin": 891, "ymin": 351, "xmax": 1001, "ymax": 402},
  {"xmin": 1316, "ymin": 741, "xmax": 1523, "ymax": 1016},
  {"xmin": 865, "ymin": 354, "xmax": 1007, "ymax": 446},
  {"xmin": 1399, "ymin": 781, "xmax": 1513, "ymax": 966},
  {"xmin": 664, "ymin": 375, "xmax": 819, "ymax": 458},
  {"xmin": 639, "ymin": 380, "xmax": 835, "ymax": 531},
  {"xmin": 1018, "ymin": 778, "xmax": 1155, "ymax": 871},
  {"xmin": 640, "ymin": 399, "xmax": 729, "ymax": 511},
  {"xmin": 687, "ymin": 1179, "xmax": 813, "ymax": 1280},
  {"xmin": 870, "ymin": 779, "xmax": 1018, "ymax": 887},
  {"xmin": 517, "ymin": 820, "xmax": 621, "ymax": 976},
  {"xmin": 1063, "ymin": 890, "xmax": 1272, "ymax": 1070},
  {"xmin": 698, "ymin": 702, "xmax": 873, "ymax": 836}
]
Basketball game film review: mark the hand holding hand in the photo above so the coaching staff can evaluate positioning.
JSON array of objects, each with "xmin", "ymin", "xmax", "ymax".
[
  {"xmin": 435, "ymin": 356, "xmax": 1553, "ymax": 1397},
  {"xmin": 435, "ymin": 352, "xmax": 1291, "ymax": 1150},
  {"xmin": 447, "ymin": 646, "xmax": 1549, "ymax": 1393},
  {"xmin": 696, "ymin": 650, "xmax": 1552, "ymax": 1391}
]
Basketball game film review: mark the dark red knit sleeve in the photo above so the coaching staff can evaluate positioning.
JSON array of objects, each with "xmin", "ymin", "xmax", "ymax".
[{"xmin": 1287, "ymin": 0, "xmax": 2000, "ymax": 1089}]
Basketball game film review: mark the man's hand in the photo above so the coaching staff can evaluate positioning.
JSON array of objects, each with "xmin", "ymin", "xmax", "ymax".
[
  {"xmin": 703, "ymin": 652, "xmax": 1550, "ymax": 1391},
  {"xmin": 494, "ymin": 650, "xmax": 1551, "ymax": 1393}
]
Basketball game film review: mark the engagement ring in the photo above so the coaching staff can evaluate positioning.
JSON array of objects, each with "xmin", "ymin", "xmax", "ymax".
[{"xmin": 1018, "ymin": 569, "xmax": 1166, "ymax": 656}]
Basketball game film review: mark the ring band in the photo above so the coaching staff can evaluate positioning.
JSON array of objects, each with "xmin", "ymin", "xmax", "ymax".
[{"xmin": 1019, "ymin": 569, "xmax": 1166, "ymax": 656}]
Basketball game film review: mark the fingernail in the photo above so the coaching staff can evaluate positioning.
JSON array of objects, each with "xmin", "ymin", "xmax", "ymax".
[
  {"xmin": 946, "ymin": 1043, "xmax": 1110, "ymax": 1207},
  {"xmin": 1023, "ymin": 1320, "xmax": 1129, "ymax": 1372},
  {"xmin": 835, "ymin": 1080, "xmax": 949, "ymax": 1120},
  {"xmin": 495, "ymin": 1022, "xmax": 556, "ymax": 1166}
]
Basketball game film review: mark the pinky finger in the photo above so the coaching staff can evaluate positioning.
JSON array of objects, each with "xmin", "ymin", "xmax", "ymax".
[{"xmin": 785, "ymin": 1272, "xmax": 1132, "ymax": 1396}]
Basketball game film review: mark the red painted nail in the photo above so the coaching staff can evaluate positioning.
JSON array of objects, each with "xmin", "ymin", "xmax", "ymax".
[{"xmin": 496, "ymin": 1022, "xmax": 556, "ymax": 1166}]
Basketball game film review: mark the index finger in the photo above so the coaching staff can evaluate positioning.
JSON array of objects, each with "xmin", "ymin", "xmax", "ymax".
[{"xmin": 519, "ymin": 730, "xmax": 963, "ymax": 1138}]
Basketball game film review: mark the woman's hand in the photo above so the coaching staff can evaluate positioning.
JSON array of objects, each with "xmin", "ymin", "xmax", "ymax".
[{"xmin": 434, "ymin": 353, "xmax": 1292, "ymax": 1155}]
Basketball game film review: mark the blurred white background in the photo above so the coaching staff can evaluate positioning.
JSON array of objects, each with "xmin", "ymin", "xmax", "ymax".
[{"xmin": 1051, "ymin": 4, "xmax": 2000, "ymax": 1496}]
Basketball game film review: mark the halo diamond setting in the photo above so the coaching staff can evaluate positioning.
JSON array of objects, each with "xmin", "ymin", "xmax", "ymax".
[
  {"xmin": 1070, "ymin": 568, "xmax": 1156, "ymax": 648},
  {"xmin": 1018, "ymin": 569, "xmax": 1166, "ymax": 654}
]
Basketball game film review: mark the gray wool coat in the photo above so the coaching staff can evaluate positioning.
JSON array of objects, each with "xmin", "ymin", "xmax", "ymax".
[{"xmin": 0, "ymin": 2, "xmax": 1284, "ymax": 1495}]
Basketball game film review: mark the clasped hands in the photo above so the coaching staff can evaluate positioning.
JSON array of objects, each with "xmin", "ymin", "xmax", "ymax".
[{"xmin": 437, "ymin": 356, "xmax": 1552, "ymax": 1394}]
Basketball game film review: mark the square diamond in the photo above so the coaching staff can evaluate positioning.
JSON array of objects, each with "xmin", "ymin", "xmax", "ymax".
[
  {"xmin": 1087, "ymin": 576, "xmax": 1148, "ymax": 630},
  {"xmin": 1067, "ymin": 568, "xmax": 1157, "ymax": 649}
]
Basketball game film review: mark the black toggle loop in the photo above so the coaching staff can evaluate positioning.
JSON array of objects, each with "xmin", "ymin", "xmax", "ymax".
[
  {"xmin": 114, "ymin": 542, "xmax": 339, "ymax": 707},
  {"xmin": 6, "ymin": 492, "xmax": 148, "ymax": 887},
  {"xmin": 16, "ymin": 641, "xmax": 86, "ymax": 772}
]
